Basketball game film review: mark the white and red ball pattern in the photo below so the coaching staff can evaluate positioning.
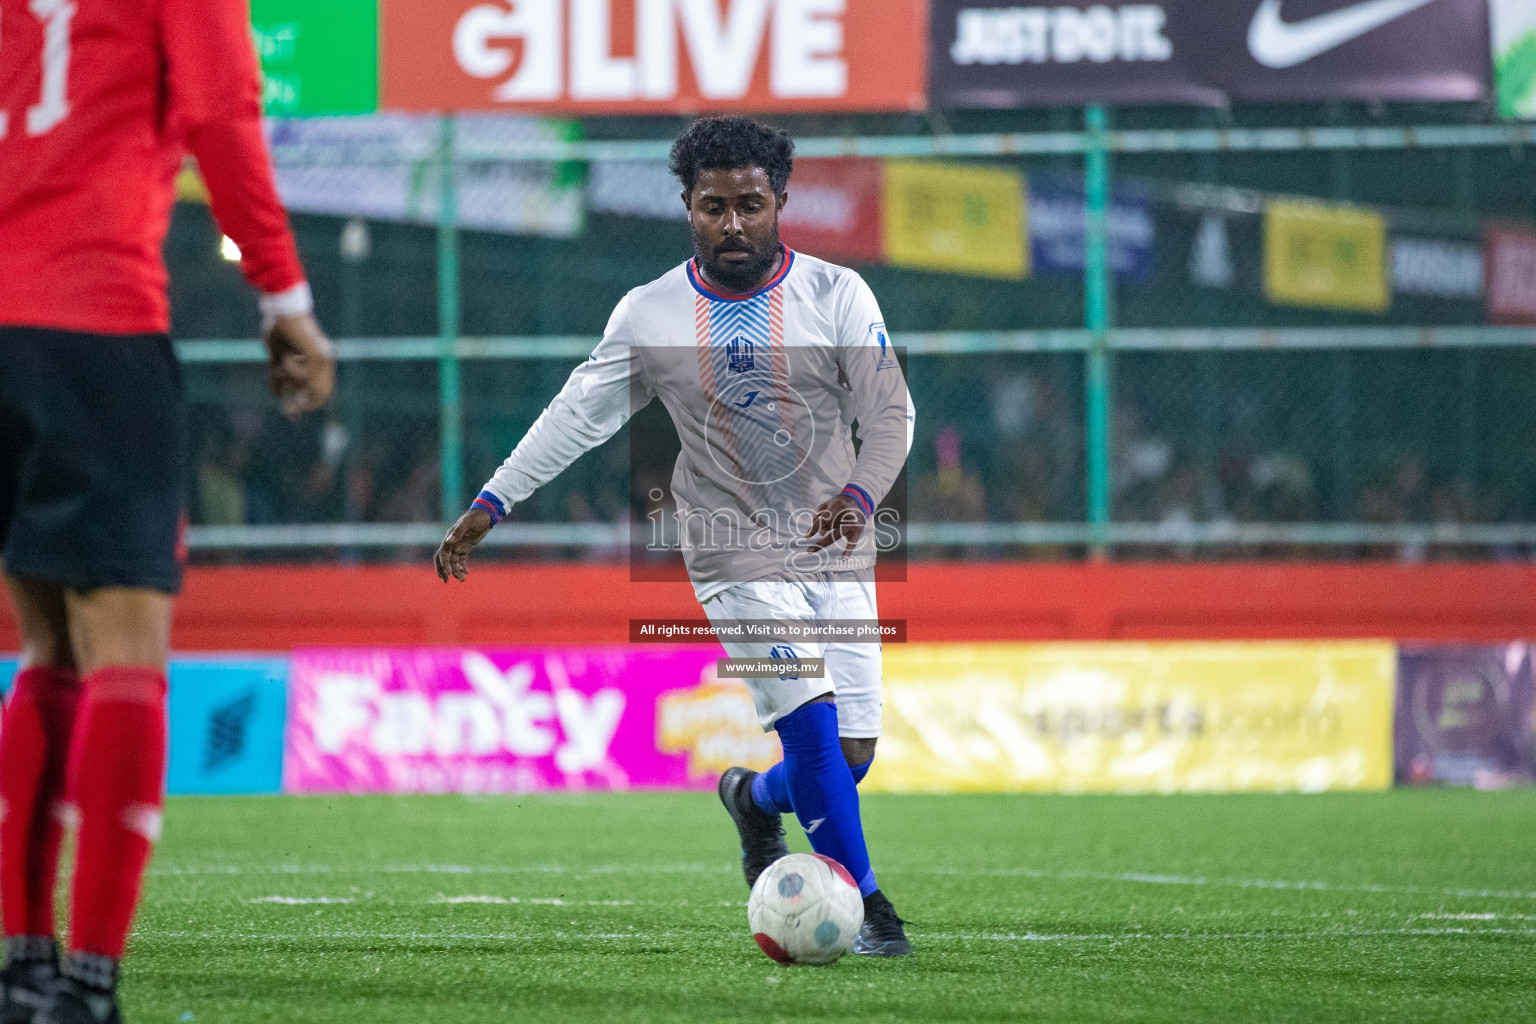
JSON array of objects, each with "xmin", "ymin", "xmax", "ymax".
[{"xmin": 747, "ymin": 853, "xmax": 865, "ymax": 965}]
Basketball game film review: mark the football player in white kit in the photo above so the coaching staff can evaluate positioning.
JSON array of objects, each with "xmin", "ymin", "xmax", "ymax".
[{"xmin": 435, "ymin": 117, "xmax": 914, "ymax": 956}]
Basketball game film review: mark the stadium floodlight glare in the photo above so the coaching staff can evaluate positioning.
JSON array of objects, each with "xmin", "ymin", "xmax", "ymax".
[{"xmin": 220, "ymin": 235, "xmax": 241, "ymax": 262}]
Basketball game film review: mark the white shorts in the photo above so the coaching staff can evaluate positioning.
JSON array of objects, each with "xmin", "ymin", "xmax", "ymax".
[{"xmin": 700, "ymin": 574, "xmax": 883, "ymax": 737}]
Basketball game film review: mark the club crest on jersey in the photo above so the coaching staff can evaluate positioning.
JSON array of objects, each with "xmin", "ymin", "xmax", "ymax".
[
  {"xmin": 727, "ymin": 334, "xmax": 755, "ymax": 373},
  {"xmin": 769, "ymin": 645, "xmax": 800, "ymax": 679},
  {"xmin": 870, "ymin": 322, "xmax": 896, "ymax": 371}
]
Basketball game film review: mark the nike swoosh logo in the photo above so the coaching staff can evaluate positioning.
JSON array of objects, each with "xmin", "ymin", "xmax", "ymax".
[
  {"xmin": 806, "ymin": 817, "xmax": 825, "ymax": 834},
  {"xmin": 735, "ymin": 390, "xmax": 759, "ymax": 408},
  {"xmin": 1247, "ymin": 0, "xmax": 1440, "ymax": 69}
]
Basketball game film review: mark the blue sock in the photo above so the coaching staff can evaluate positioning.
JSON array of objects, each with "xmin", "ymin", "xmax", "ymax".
[
  {"xmin": 751, "ymin": 763, "xmax": 793, "ymax": 815},
  {"xmin": 752, "ymin": 756, "xmax": 874, "ymax": 816},
  {"xmin": 773, "ymin": 703, "xmax": 877, "ymax": 897}
]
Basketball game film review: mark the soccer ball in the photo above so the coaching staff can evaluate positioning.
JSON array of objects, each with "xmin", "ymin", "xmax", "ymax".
[{"xmin": 747, "ymin": 853, "xmax": 865, "ymax": 965}]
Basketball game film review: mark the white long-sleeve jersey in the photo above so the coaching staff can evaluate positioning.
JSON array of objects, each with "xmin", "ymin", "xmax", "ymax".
[{"xmin": 480, "ymin": 246, "xmax": 914, "ymax": 602}]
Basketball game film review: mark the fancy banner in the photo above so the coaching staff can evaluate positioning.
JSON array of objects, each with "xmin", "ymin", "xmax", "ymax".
[{"xmin": 285, "ymin": 647, "xmax": 780, "ymax": 793}]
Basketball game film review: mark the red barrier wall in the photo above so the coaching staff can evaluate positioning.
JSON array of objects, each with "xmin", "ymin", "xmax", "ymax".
[{"xmin": 5, "ymin": 562, "xmax": 1536, "ymax": 649}]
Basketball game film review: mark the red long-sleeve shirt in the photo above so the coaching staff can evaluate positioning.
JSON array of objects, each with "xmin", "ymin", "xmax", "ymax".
[{"xmin": 0, "ymin": 0, "xmax": 306, "ymax": 335}]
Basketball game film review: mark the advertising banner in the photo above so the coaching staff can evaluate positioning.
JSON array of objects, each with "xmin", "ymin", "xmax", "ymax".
[
  {"xmin": 379, "ymin": 0, "xmax": 927, "ymax": 115},
  {"xmin": 251, "ymin": 0, "xmax": 380, "ymax": 116},
  {"xmin": 1391, "ymin": 236, "xmax": 1484, "ymax": 301},
  {"xmin": 166, "ymin": 660, "xmax": 290, "ymax": 796},
  {"xmin": 588, "ymin": 160, "xmax": 688, "ymax": 220},
  {"xmin": 1028, "ymin": 173, "xmax": 1155, "ymax": 282},
  {"xmin": 778, "ymin": 158, "xmax": 886, "ymax": 265},
  {"xmin": 1485, "ymin": 223, "xmax": 1536, "ymax": 324},
  {"xmin": 932, "ymin": 0, "xmax": 1491, "ymax": 109},
  {"xmin": 1396, "ymin": 644, "xmax": 1535, "ymax": 788},
  {"xmin": 1, "ymin": 659, "xmax": 288, "ymax": 796},
  {"xmin": 284, "ymin": 647, "xmax": 782, "ymax": 793},
  {"xmin": 863, "ymin": 642, "xmax": 1395, "ymax": 794},
  {"xmin": 1493, "ymin": 0, "xmax": 1536, "ymax": 118},
  {"xmin": 1264, "ymin": 201, "xmax": 1388, "ymax": 313},
  {"xmin": 265, "ymin": 115, "xmax": 586, "ymax": 239},
  {"xmin": 883, "ymin": 161, "xmax": 1029, "ymax": 280},
  {"xmin": 586, "ymin": 157, "xmax": 885, "ymax": 267}
]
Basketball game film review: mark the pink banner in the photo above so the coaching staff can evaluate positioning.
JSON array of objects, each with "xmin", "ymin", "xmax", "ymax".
[
  {"xmin": 285, "ymin": 647, "xmax": 782, "ymax": 793},
  {"xmin": 1486, "ymin": 224, "xmax": 1536, "ymax": 324}
]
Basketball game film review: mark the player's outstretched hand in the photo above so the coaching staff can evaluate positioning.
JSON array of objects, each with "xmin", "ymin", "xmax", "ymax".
[
  {"xmin": 804, "ymin": 493, "xmax": 866, "ymax": 556},
  {"xmin": 436, "ymin": 507, "xmax": 494, "ymax": 582},
  {"xmin": 263, "ymin": 312, "xmax": 336, "ymax": 419}
]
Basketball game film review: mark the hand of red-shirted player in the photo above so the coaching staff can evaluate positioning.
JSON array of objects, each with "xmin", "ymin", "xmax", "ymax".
[
  {"xmin": 436, "ymin": 507, "xmax": 494, "ymax": 582},
  {"xmin": 804, "ymin": 493, "xmax": 867, "ymax": 555},
  {"xmin": 263, "ymin": 313, "xmax": 336, "ymax": 419}
]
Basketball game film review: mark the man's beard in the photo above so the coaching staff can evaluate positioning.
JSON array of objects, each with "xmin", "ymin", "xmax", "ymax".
[{"xmin": 694, "ymin": 226, "xmax": 782, "ymax": 293}]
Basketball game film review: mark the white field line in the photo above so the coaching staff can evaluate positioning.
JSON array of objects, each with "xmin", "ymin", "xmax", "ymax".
[
  {"xmin": 151, "ymin": 863, "xmax": 730, "ymax": 877},
  {"xmin": 136, "ymin": 926, "xmax": 1536, "ymax": 944},
  {"xmin": 153, "ymin": 862, "xmax": 1536, "ymax": 901},
  {"xmin": 930, "ymin": 867, "xmax": 1536, "ymax": 901},
  {"xmin": 149, "ymin": 893, "xmax": 742, "ymax": 907},
  {"xmin": 927, "ymin": 928, "xmax": 1536, "ymax": 942},
  {"xmin": 206, "ymin": 898, "xmax": 1536, "ymax": 922},
  {"xmin": 430, "ymin": 896, "xmax": 636, "ymax": 906}
]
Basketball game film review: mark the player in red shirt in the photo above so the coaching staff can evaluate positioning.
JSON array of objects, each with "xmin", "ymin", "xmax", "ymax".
[{"xmin": 0, "ymin": 0, "xmax": 334, "ymax": 1019}]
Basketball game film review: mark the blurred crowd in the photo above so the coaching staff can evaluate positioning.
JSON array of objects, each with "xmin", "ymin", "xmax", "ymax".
[
  {"xmin": 186, "ymin": 351, "xmax": 1535, "ymax": 563},
  {"xmin": 190, "ymin": 406, "xmax": 443, "ymax": 528}
]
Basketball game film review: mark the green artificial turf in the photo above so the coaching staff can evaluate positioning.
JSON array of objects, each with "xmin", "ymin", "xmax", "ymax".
[{"xmin": 124, "ymin": 790, "xmax": 1536, "ymax": 1023}]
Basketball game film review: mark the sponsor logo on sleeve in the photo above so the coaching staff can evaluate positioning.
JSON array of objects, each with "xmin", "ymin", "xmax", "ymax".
[{"xmin": 870, "ymin": 322, "xmax": 896, "ymax": 370}]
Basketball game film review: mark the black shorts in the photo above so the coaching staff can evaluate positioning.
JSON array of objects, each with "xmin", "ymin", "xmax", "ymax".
[{"xmin": 0, "ymin": 327, "xmax": 187, "ymax": 594}]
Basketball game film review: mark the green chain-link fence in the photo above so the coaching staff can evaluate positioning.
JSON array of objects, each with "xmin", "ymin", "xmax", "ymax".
[{"xmin": 173, "ymin": 110, "xmax": 1536, "ymax": 562}]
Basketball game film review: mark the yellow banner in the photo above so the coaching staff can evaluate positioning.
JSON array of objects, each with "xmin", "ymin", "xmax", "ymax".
[
  {"xmin": 1264, "ymin": 201, "xmax": 1388, "ymax": 312},
  {"xmin": 865, "ymin": 642, "xmax": 1395, "ymax": 794},
  {"xmin": 882, "ymin": 161, "xmax": 1028, "ymax": 280}
]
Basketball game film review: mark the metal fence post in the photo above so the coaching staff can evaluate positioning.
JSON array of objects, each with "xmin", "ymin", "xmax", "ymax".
[
  {"xmin": 1084, "ymin": 105, "xmax": 1113, "ymax": 557},
  {"xmin": 437, "ymin": 114, "xmax": 464, "ymax": 523}
]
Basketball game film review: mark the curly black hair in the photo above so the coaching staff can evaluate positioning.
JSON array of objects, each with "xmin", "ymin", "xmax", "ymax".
[{"xmin": 668, "ymin": 116, "xmax": 795, "ymax": 196}]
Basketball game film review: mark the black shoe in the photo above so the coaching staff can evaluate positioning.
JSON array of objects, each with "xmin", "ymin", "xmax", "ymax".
[
  {"xmin": 718, "ymin": 767, "xmax": 789, "ymax": 889},
  {"xmin": 36, "ymin": 979, "xmax": 118, "ymax": 1024},
  {"xmin": 0, "ymin": 938, "xmax": 59, "ymax": 1024},
  {"xmin": 853, "ymin": 890, "xmax": 911, "ymax": 957},
  {"xmin": 38, "ymin": 955, "xmax": 119, "ymax": 1024}
]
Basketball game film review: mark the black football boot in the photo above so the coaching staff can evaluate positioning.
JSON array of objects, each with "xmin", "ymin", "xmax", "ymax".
[
  {"xmin": 0, "ymin": 937, "xmax": 59, "ymax": 1024},
  {"xmin": 36, "ymin": 954, "xmax": 119, "ymax": 1024},
  {"xmin": 718, "ymin": 767, "xmax": 790, "ymax": 889},
  {"xmin": 852, "ymin": 890, "xmax": 912, "ymax": 957}
]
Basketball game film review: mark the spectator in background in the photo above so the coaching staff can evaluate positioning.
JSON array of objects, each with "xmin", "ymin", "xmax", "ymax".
[
  {"xmin": 345, "ymin": 438, "xmax": 386, "ymax": 523},
  {"xmin": 912, "ymin": 426, "xmax": 986, "ymax": 558},
  {"xmin": 987, "ymin": 369, "xmax": 1081, "ymax": 534},
  {"xmin": 380, "ymin": 442, "xmax": 440, "ymax": 524},
  {"xmin": 194, "ymin": 430, "xmax": 248, "ymax": 527},
  {"xmin": 1112, "ymin": 404, "xmax": 1173, "ymax": 523}
]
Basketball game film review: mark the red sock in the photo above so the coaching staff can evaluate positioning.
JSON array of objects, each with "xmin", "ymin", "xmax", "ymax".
[
  {"xmin": 0, "ymin": 665, "xmax": 80, "ymax": 941},
  {"xmin": 64, "ymin": 667, "xmax": 167, "ymax": 960}
]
